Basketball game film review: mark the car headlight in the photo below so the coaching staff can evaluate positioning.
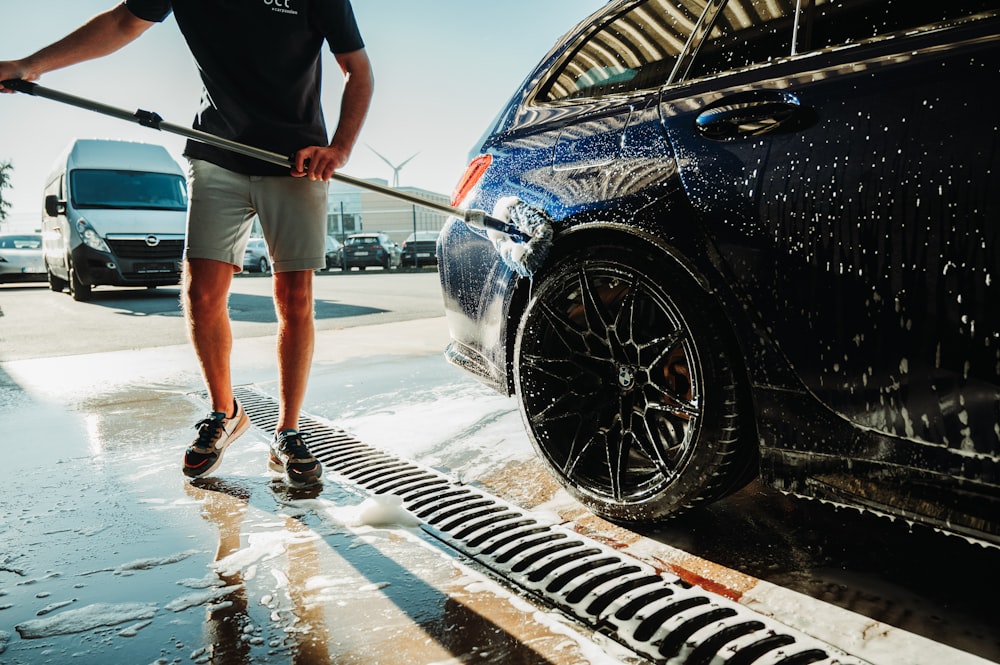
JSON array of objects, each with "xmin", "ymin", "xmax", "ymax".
[{"xmin": 77, "ymin": 219, "xmax": 111, "ymax": 253}]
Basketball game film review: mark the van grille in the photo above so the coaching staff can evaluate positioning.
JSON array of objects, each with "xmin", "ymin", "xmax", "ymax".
[{"xmin": 106, "ymin": 238, "xmax": 183, "ymax": 260}]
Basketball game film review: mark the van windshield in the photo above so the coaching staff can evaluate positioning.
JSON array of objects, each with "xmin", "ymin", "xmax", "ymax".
[{"xmin": 70, "ymin": 169, "xmax": 188, "ymax": 211}]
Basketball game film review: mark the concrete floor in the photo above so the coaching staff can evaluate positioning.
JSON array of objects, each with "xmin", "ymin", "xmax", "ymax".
[{"xmin": 1, "ymin": 317, "xmax": 995, "ymax": 665}]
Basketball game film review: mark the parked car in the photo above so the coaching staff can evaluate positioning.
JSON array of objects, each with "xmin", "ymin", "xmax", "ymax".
[
  {"xmin": 340, "ymin": 232, "xmax": 400, "ymax": 270},
  {"xmin": 242, "ymin": 237, "xmax": 270, "ymax": 274},
  {"xmin": 399, "ymin": 230, "xmax": 440, "ymax": 268},
  {"xmin": 0, "ymin": 233, "xmax": 46, "ymax": 283},
  {"xmin": 323, "ymin": 236, "xmax": 343, "ymax": 271},
  {"xmin": 437, "ymin": 0, "xmax": 1000, "ymax": 546}
]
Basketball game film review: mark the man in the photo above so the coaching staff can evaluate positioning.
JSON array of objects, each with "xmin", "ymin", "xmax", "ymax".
[{"xmin": 0, "ymin": 1, "xmax": 374, "ymax": 487}]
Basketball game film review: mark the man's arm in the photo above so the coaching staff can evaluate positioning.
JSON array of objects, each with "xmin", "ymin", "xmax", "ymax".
[
  {"xmin": 293, "ymin": 48, "xmax": 374, "ymax": 181},
  {"xmin": 0, "ymin": 4, "xmax": 154, "ymax": 91}
]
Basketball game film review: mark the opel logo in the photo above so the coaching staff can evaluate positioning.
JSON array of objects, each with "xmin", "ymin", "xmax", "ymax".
[{"xmin": 145, "ymin": 235, "xmax": 160, "ymax": 247}]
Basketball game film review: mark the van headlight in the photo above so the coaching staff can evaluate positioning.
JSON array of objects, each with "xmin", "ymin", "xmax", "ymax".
[{"xmin": 77, "ymin": 219, "xmax": 111, "ymax": 253}]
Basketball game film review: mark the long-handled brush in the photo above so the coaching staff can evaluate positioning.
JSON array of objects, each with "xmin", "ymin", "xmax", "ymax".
[{"xmin": 3, "ymin": 79, "xmax": 553, "ymax": 275}]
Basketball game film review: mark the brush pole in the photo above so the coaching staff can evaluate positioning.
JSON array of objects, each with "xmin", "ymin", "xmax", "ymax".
[{"xmin": 4, "ymin": 79, "xmax": 530, "ymax": 241}]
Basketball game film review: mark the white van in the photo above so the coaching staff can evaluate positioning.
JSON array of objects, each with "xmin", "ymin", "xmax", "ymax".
[{"xmin": 41, "ymin": 138, "xmax": 187, "ymax": 301}]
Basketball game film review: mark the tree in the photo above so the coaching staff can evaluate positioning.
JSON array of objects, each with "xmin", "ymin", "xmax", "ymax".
[{"xmin": 0, "ymin": 160, "xmax": 12, "ymax": 224}]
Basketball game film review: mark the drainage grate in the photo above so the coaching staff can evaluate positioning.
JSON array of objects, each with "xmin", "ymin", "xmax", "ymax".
[{"xmin": 232, "ymin": 386, "xmax": 869, "ymax": 665}]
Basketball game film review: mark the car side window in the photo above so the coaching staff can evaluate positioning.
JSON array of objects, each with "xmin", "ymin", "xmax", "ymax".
[
  {"xmin": 682, "ymin": 0, "xmax": 1000, "ymax": 83},
  {"xmin": 797, "ymin": 0, "xmax": 1000, "ymax": 51},
  {"xmin": 537, "ymin": 0, "xmax": 708, "ymax": 103},
  {"xmin": 684, "ymin": 0, "xmax": 797, "ymax": 81}
]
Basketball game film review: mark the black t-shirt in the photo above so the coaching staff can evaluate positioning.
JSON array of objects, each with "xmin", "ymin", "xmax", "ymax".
[{"xmin": 124, "ymin": 0, "xmax": 364, "ymax": 175}]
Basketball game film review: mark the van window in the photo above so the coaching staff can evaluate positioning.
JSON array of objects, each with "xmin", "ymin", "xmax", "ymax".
[{"xmin": 70, "ymin": 170, "xmax": 188, "ymax": 211}]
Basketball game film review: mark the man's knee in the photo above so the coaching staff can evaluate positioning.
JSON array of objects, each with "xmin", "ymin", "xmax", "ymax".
[
  {"xmin": 183, "ymin": 259, "xmax": 234, "ymax": 314},
  {"xmin": 273, "ymin": 272, "xmax": 314, "ymax": 323}
]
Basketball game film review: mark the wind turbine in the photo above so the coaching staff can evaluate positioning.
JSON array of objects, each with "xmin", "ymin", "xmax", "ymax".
[{"xmin": 368, "ymin": 145, "xmax": 419, "ymax": 188}]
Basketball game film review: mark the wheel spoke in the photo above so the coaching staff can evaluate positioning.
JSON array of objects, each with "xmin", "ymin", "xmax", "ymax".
[
  {"xmin": 578, "ymin": 265, "xmax": 613, "ymax": 341},
  {"xmin": 597, "ymin": 418, "xmax": 630, "ymax": 503},
  {"xmin": 639, "ymin": 408, "xmax": 687, "ymax": 477},
  {"xmin": 641, "ymin": 328, "xmax": 686, "ymax": 369},
  {"xmin": 608, "ymin": 275, "xmax": 640, "ymax": 359},
  {"xmin": 537, "ymin": 299, "xmax": 590, "ymax": 357}
]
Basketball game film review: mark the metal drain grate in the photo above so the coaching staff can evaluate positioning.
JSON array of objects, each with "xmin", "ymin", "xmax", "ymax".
[{"xmin": 232, "ymin": 386, "xmax": 869, "ymax": 665}]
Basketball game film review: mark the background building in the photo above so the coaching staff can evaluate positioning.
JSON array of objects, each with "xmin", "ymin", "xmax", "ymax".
[{"xmin": 327, "ymin": 178, "xmax": 449, "ymax": 244}]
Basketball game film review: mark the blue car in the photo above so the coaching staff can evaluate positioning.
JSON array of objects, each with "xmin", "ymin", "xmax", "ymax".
[{"xmin": 437, "ymin": 0, "xmax": 1000, "ymax": 546}]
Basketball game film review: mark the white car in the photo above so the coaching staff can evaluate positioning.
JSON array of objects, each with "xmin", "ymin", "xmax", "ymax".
[
  {"xmin": 242, "ymin": 238, "xmax": 271, "ymax": 273},
  {"xmin": 0, "ymin": 233, "xmax": 46, "ymax": 284}
]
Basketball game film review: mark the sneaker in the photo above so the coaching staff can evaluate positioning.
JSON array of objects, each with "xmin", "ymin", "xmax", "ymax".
[
  {"xmin": 182, "ymin": 399, "xmax": 251, "ymax": 479},
  {"xmin": 268, "ymin": 430, "xmax": 323, "ymax": 487}
]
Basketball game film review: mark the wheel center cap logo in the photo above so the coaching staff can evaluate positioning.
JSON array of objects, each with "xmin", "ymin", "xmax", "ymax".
[{"xmin": 618, "ymin": 366, "xmax": 635, "ymax": 389}]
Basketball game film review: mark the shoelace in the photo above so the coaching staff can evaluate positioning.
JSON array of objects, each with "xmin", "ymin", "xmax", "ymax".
[
  {"xmin": 278, "ymin": 433, "xmax": 312, "ymax": 459},
  {"xmin": 194, "ymin": 415, "xmax": 224, "ymax": 447}
]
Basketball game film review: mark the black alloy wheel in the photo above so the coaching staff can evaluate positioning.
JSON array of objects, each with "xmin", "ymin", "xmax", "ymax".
[{"xmin": 513, "ymin": 241, "xmax": 755, "ymax": 523}]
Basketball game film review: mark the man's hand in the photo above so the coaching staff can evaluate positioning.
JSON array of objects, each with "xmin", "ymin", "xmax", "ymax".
[
  {"xmin": 0, "ymin": 62, "xmax": 36, "ymax": 93},
  {"xmin": 292, "ymin": 144, "xmax": 351, "ymax": 181}
]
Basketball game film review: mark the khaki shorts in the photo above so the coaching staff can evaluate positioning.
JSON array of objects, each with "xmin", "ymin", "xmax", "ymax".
[{"xmin": 184, "ymin": 158, "xmax": 329, "ymax": 273}]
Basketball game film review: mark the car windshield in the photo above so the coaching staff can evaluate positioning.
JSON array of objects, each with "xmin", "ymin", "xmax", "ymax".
[
  {"xmin": 70, "ymin": 169, "xmax": 188, "ymax": 211},
  {"xmin": 347, "ymin": 236, "xmax": 379, "ymax": 245},
  {"xmin": 0, "ymin": 235, "xmax": 41, "ymax": 250}
]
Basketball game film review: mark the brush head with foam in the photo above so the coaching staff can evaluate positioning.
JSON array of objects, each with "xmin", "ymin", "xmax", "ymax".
[{"xmin": 489, "ymin": 197, "xmax": 555, "ymax": 278}]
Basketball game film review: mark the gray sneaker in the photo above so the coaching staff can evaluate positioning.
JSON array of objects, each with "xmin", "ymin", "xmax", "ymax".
[
  {"xmin": 268, "ymin": 430, "xmax": 323, "ymax": 487},
  {"xmin": 182, "ymin": 400, "xmax": 250, "ymax": 479}
]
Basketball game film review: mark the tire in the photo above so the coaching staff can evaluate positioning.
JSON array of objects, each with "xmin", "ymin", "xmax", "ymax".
[
  {"xmin": 513, "ymin": 241, "xmax": 756, "ymax": 524},
  {"xmin": 46, "ymin": 265, "xmax": 67, "ymax": 293},
  {"xmin": 69, "ymin": 262, "xmax": 92, "ymax": 302},
  {"xmin": 258, "ymin": 257, "xmax": 270, "ymax": 274}
]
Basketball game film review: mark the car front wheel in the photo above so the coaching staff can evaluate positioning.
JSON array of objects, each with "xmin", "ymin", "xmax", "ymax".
[{"xmin": 513, "ymin": 240, "xmax": 755, "ymax": 524}]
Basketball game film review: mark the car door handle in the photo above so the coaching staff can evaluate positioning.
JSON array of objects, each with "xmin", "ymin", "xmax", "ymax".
[{"xmin": 695, "ymin": 90, "xmax": 812, "ymax": 140}]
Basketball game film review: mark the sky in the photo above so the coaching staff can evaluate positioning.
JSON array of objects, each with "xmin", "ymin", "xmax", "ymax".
[{"xmin": 0, "ymin": 0, "xmax": 607, "ymax": 221}]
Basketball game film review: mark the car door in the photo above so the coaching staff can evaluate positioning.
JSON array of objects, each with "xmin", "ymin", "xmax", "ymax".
[{"xmin": 660, "ymin": 1, "xmax": 1000, "ymax": 459}]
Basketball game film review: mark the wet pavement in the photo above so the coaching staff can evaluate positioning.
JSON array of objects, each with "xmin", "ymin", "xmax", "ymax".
[
  {"xmin": 1, "ymin": 319, "xmax": 638, "ymax": 665},
  {"xmin": 1, "ymin": 316, "xmax": 997, "ymax": 664}
]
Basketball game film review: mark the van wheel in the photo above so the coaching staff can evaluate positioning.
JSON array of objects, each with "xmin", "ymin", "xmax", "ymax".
[
  {"xmin": 69, "ymin": 264, "xmax": 92, "ymax": 302},
  {"xmin": 47, "ymin": 266, "xmax": 68, "ymax": 293}
]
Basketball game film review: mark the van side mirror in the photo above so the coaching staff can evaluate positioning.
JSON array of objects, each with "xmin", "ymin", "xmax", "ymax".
[{"xmin": 45, "ymin": 194, "xmax": 65, "ymax": 217}]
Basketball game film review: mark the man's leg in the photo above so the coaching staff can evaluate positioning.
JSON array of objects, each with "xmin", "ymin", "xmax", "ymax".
[
  {"xmin": 181, "ymin": 257, "xmax": 251, "ymax": 479},
  {"xmin": 267, "ymin": 268, "xmax": 323, "ymax": 486},
  {"xmin": 253, "ymin": 170, "xmax": 326, "ymax": 486},
  {"xmin": 184, "ymin": 257, "xmax": 238, "ymax": 414},
  {"xmin": 272, "ymin": 269, "xmax": 315, "ymax": 431}
]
